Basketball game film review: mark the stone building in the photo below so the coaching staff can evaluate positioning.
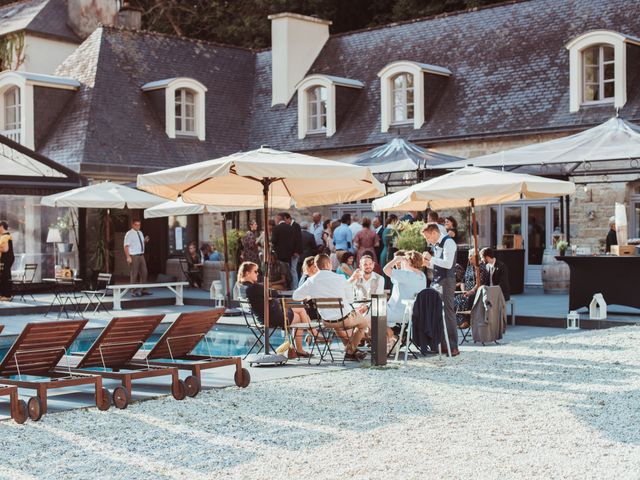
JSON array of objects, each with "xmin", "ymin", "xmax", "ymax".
[{"xmin": 0, "ymin": 0, "xmax": 638, "ymax": 285}]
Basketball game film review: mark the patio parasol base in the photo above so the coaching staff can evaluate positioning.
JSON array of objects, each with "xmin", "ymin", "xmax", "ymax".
[{"xmin": 246, "ymin": 353, "xmax": 288, "ymax": 367}]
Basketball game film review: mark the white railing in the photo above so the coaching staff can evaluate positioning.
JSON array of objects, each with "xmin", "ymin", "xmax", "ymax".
[{"xmin": 1, "ymin": 128, "xmax": 20, "ymax": 143}]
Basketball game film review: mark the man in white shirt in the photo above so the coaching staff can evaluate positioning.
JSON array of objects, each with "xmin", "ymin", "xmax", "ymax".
[
  {"xmin": 124, "ymin": 219, "xmax": 150, "ymax": 297},
  {"xmin": 293, "ymin": 254, "xmax": 368, "ymax": 360},
  {"xmin": 309, "ymin": 212, "xmax": 324, "ymax": 247},
  {"xmin": 422, "ymin": 223, "xmax": 459, "ymax": 355},
  {"xmin": 349, "ymin": 255, "xmax": 384, "ymax": 299},
  {"xmin": 349, "ymin": 214, "xmax": 363, "ymax": 237}
]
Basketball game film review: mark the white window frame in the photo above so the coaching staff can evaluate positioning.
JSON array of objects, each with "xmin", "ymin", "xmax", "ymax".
[
  {"xmin": 306, "ymin": 85, "xmax": 327, "ymax": 134},
  {"xmin": 2, "ymin": 86, "xmax": 21, "ymax": 143},
  {"xmin": 390, "ymin": 72, "xmax": 414, "ymax": 125},
  {"xmin": 377, "ymin": 60, "xmax": 451, "ymax": 133},
  {"xmin": 566, "ymin": 30, "xmax": 640, "ymax": 113},
  {"xmin": 581, "ymin": 44, "xmax": 615, "ymax": 104},
  {"xmin": 630, "ymin": 183, "xmax": 640, "ymax": 240},
  {"xmin": 142, "ymin": 77, "xmax": 207, "ymax": 141},
  {"xmin": 174, "ymin": 88, "xmax": 197, "ymax": 136},
  {"xmin": 296, "ymin": 74, "xmax": 364, "ymax": 139}
]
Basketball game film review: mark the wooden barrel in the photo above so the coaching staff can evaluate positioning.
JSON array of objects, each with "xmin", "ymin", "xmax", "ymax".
[{"xmin": 541, "ymin": 248, "xmax": 570, "ymax": 294}]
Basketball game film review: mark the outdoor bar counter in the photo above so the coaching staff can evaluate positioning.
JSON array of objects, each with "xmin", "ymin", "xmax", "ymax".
[{"xmin": 558, "ymin": 255, "xmax": 640, "ymax": 311}]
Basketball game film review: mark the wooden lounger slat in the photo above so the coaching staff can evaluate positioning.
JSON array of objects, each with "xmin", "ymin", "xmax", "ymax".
[
  {"xmin": 146, "ymin": 310, "xmax": 223, "ymax": 359},
  {"xmin": 76, "ymin": 315, "xmax": 164, "ymax": 369}
]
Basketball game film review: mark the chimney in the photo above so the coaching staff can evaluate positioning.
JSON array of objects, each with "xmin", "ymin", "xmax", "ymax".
[
  {"xmin": 117, "ymin": 1, "xmax": 143, "ymax": 30},
  {"xmin": 67, "ymin": 0, "xmax": 119, "ymax": 39},
  {"xmin": 268, "ymin": 12, "xmax": 331, "ymax": 106}
]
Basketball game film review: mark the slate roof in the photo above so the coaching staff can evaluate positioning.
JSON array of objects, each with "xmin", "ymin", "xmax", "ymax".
[
  {"xmin": 0, "ymin": 0, "xmax": 79, "ymax": 42},
  {"xmin": 22, "ymin": 0, "xmax": 640, "ymax": 177},
  {"xmin": 40, "ymin": 27, "xmax": 255, "ymax": 174},
  {"xmin": 247, "ymin": 0, "xmax": 640, "ymax": 152}
]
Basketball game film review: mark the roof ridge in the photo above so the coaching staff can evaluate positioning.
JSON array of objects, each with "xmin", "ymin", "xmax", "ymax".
[
  {"xmin": 0, "ymin": 0, "xmax": 43, "ymax": 12},
  {"xmin": 99, "ymin": 24, "xmax": 258, "ymax": 53},
  {"xmin": 327, "ymin": 0, "xmax": 531, "ymax": 40}
]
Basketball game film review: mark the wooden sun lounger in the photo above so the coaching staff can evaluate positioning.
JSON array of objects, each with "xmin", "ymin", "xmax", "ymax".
[
  {"xmin": 0, "ymin": 325, "xmax": 28, "ymax": 423},
  {"xmin": 0, "ymin": 320, "xmax": 111, "ymax": 420},
  {"xmin": 60, "ymin": 315, "xmax": 187, "ymax": 409},
  {"xmin": 133, "ymin": 309, "xmax": 250, "ymax": 393}
]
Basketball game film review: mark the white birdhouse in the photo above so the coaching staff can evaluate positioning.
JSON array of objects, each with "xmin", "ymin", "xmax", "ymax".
[
  {"xmin": 589, "ymin": 293, "xmax": 607, "ymax": 320},
  {"xmin": 566, "ymin": 310, "xmax": 580, "ymax": 330}
]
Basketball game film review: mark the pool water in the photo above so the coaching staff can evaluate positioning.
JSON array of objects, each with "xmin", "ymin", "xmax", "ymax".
[{"xmin": 0, "ymin": 324, "xmax": 286, "ymax": 362}]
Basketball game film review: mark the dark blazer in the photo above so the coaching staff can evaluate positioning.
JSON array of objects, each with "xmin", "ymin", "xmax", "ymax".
[
  {"xmin": 271, "ymin": 222, "xmax": 295, "ymax": 262},
  {"xmin": 488, "ymin": 259, "xmax": 511, "ymax": 301},
  {"xmin": 300, "ymin": 230, "xmax": 317, "ymax": 260},
  {"xmin": 412, "ymin": 288, "xmax": 443, "ymax": 354},
  {"xmin": 291, "ymin": 220, "xmax": 302, "ymax": 255}
]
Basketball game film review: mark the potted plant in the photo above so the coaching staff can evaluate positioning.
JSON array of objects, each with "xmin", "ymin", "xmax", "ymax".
[
  {"xmin": 215, "ymin": 229, "xmax": 245, "ymax": 270},
  {"xmin": 556, "ymin": 240, "xmax": 568, "ymax": 256},
  {"xmin": 394, "ymin": 220, "xmax": 428, "ymax": 252}
]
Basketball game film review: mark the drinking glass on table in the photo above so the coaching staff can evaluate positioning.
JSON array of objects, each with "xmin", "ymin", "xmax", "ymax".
[{"xmin": 571, "ymin": 244, "xmax": 577, "ymax": 256}]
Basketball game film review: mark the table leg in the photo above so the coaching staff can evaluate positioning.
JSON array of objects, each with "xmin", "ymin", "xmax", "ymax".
[
  {"xmin": 113, "ymin": 289, "xmax": 122, "ymax": 310},
  {"xmin": 176, "ymin": 285, "xmax": 184, "ymax": 306}
]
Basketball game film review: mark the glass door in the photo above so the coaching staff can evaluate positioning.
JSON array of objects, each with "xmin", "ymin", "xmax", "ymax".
[{"xmin": 525, "ymin": 205, "xmax": 547, "ymax": 285}]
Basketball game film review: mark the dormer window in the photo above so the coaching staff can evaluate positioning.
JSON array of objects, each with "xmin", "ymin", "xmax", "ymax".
[
  {"xmin": 307, "ymin": 86, "xmax": 327, "ymax": 133},
  {"xmin": 566, "ymin": 30, "xmax": 640, "ymax": 112},
  {"xmin": 141, "ymin": 77, "xmax": 207, "ymax": 140},
  {"xmin": 296, "ymin": 74, "xmax": 363, "ymax": 139},
  {"xmin": 378, "ymin": 61, "xmax": 451, "ymax": 133},
  {"xmin": 391, "ymin": 73, "xmax": 414, "ymax": 124},
  {"xmin": 582, "ymin": 45, "xmax": 615, "ymax": 103},
  {"xmin": 175, "ymin": 88, "xmax": 196, "ymax": 135},
  {"xmin": 3, "ymin": 87, "xmax": 21, "ymax": 143}
]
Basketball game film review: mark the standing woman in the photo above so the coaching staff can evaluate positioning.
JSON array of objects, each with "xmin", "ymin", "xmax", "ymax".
[
  {"xmin": 353, "ymin": 217, "xmax": 379, "ymax": 264},
  {"xmin": 379, "ymin": 214, "xmax": 398, "ymax": 267},
  {"xmin": 242, "ymin": 220, "xmax": 261, "ymax": 264},
  {"xmin": 0, "ymin": 220, "xmax": 14, "ymax": 301}
]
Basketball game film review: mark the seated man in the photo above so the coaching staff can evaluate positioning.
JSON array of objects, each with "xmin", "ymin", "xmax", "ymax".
[
  {"xmin": 348, "ymin": 254, "xmax": 385, "ymax": 300},
  {"xmin": 480, "ymin": 247, "xmax": 511, "ymax": 301},
  {"xmin": 292, "ymin": 254, "xmax": 368, "ymax": 360}
]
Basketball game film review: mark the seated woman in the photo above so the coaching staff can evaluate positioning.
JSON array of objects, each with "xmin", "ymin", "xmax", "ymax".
[
  {"xmin": 237, "ymin": 261, "xmax": 311, "ymax": 356},
  {"xmin": 454, "ymin": 249, "xmax": 490, "ymax": 328},
  {"xmin": 383, "ymin": 250, "xmax": 427, "ymax": 351},
  {"xmin": 184, "ymin": 241, "xmax": 203, "ymax": 288},
  {"xmin": 336, "ymin": 251, "xmax": 355, "ymax": 279}
]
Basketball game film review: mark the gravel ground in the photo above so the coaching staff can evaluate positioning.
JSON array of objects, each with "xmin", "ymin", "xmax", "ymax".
[{"xmin": 1, "ymin": 325, "xmax": 639, "ymax": 480}]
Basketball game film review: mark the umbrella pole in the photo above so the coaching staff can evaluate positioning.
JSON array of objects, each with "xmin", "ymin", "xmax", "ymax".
[
  {"xmin": 261, "ymin": 180, "xmax": 271, "ymax": 354},
  {"xmin": 221, "ymin": 214, "xmax": 231, "ymax": 304},
  {"xmin": 470, "ymin": 199, "xmax": 481, "ymax": 289},
  {"xmin": 105, "ymin": 208, "xmax": 110, "ymax": 274}
]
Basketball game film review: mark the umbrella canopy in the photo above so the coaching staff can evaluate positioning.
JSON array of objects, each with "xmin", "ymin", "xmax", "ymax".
[
  {"xmin": 342, "ymin": 137, "xmax": 462, "ymax": 174},
  {"xmin": 41, "ymin": 181, "xmax": 164, "ymax": 209},
  {"xmin": 136, "ymin": 147, "xmax": 385, "ymax": 208},
  {"xmin": 444, "ymin": 117, "xmax": 640, "ymax": 169},
  {"xmin": 144, "ymin": 198, "xmax": 251, "ymax": 219},
  {"xmin": 372, "ymin": 166, "xmax": 576, "ymax": 212}
]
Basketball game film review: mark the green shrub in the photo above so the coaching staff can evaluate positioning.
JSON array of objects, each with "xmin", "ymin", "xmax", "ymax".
[{"xmin": 394, "ymin": 220, "xmax": 427, "ymax": 252}]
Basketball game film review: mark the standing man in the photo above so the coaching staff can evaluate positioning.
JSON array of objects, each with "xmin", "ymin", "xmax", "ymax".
[
  {"xmin": 421, "ymin": 223, "xmax": 459, "ymax": 356},
  {"xmin": 480, "ymin": 247, "xmax": 511, "ymax": 301},
  {"xmin": 283, "ymin": 212, "xmax": 302, "ymax": 287},
  {"xmin": 309, "ymin": 212, "xmax": 324, "ymax": 249},
  {"xmin": 349, "ymin": 214, "xmax": 363, "ymax": 237},
  {"xmin": 605, "ymin": 216, "xmax": 617, "ymax": 253},
  {"xmin": 333, "ymin": 213, "xmax": 354, "ymax": 256},
  {"xmin": 0, "ymin": 220, "xmax": 15, "ymax": 301},
  {"xmin": 299, "ymin": 221, "xmax": 318, "ymax": 264},
  {"xmin": 372, "ymin": 216, "xmax": 384, "ymax": 260},
  {"xmin": 271, "ymin": 213, "xmax": 295, "ymax": 287},
  {"xmin": 124, "ymin": 218, "xmax": 150, "ymax": 297}
]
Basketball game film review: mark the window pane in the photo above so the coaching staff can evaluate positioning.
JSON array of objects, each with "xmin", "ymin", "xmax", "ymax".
[
  {"xmin": 393, "ymin": 75, "xmax": 404, "ymax": 89},
  {"xmin": 309, "ymin": 101, "xmax": 318, "ymax": 117},
  {"xmin": 584, "ymin": 66, "xmax": 598, "ymax": 83},
  {"xmin": 583, "ymin": 47, "xmax": 598, "ymax": 65},
  {"xmin": 393, "ymin": 90, "xmax": 403, "ymax": 106},
  {"xmin": 405, "ymin": 73, "xmax": 413, "ymax": 88},
  {"xmin": 603, "ymin": 81, "xmax": 614, "ymax": 99},
  {"xmin": 185, "ymin": 118, "xmax": 195, "ymax": 132},
  {"xmin": 603, "ymin": 63, "xmax": 614, "ymax": 80},
  {"xmin": 185, "ymin": 103, "xmax": 194, "ymax": 118},
  {"xmin": 175, "ymin": 117, "xmax": 181, "ymax": 131},
  {"xmin": 406, "ymin": 88, "xmax": 414, "ymax": 105},
  {"xmin": 603, "ymin": 46, "xmax": 614, "ymax": 62},
  {"xmin": 394, "ymin": 106, "xmax": 405, "ymax": 122},
  {"xmin": 184, "ymin": 90, "xmax": 195, "ymax": 104},
  {"xmin": 407, "ymin": 104, "xmax": 414, "ymax": 120},
  {"xmin": 584, "ymin": 84, "xmax": 598, "ymax": 102},
  {"xmin": 319, "ymin": 87, "xmax": 327, "ymax": 102}
]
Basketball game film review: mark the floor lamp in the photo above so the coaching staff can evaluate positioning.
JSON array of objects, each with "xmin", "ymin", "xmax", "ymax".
[{"xmin": 47, "ymin": 227, "xmax": 62, "ymax": 274}]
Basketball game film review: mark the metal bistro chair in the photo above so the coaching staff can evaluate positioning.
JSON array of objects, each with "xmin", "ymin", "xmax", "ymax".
[
  {"xmin": 45, "ymin": 277, "xmax": 82, "ymax": 319},
  {"xmin": 280, "ymin": 298, "xmax": 322, "ymax": 363},
  {"xmin": 310, "ymin": 298, "xmax": 360, "ymax": 365},
  {"xmin": 81, "ymin": 273, "xmax": 112, "ymax": 314},
  {"xmin": 238, "ymin": 299, "xmax": 282, "ymax": 359},
  {"xmin": 13, "ymin": 263, "xmax": 38, "ymax": 302},
  {"xmin": 392, "ymin": 295, "xmax": 422, "ymax": 365}
]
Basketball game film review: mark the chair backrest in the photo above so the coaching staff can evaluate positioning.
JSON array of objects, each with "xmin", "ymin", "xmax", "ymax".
[
  {"xmin": 76, "ymin": 315, "xmax": 164, "ymax": 369},
  {"xmin": 178, "ymin": 257, "xmax": 190, "ymax": 276},
  {"xmin": 310, "ymin": 297, "xmax": 346, "ymax": 321},
  {"xmin": 22, "ymin": 264, "xmax": 38, "ymax": 283},
  {"xmin": 0, "ymin": 320, "xmax": 87, "ymax": 376},
  {"xmin": 96, "ymin": 273, "xmax": 112, "ymax": 289},
  {"xmin": 281, "ymin": 298, "xmax": 306, "ymax": 311},
  {"xmin": 0, "ymin": 325, "xmax": 4, "ymax": 335},
  {"xmin": 146, "ymin": 309, "xmax": 224, "ymax": 359}
]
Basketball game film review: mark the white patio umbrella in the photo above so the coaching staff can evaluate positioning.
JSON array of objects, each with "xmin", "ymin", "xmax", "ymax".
[
  {"xmin": 372, "ymin": 166, "xmax": 575, "ymax": 286},
  {"xmin": 137, "ymin": 147, "xmax": 385, "ymax": 358},
  {"xmin": 42, "ymin": 181, "xmax": 165, "ymax": 272},
  {"xmin": 144, "ymin": 198, "xmax": 254, "ymax": 299}
]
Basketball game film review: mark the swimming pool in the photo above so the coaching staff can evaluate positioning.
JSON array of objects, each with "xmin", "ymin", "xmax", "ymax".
[{"xmin": 0, "ymin": 323, "xmax": 286, "ymax": 362}]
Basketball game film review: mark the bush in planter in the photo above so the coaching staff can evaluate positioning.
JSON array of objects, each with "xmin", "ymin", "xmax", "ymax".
[
  {"xmin": 215, "ymin": 229, "xmax": 244, "ymax": 269},
  {"xmin": 556, "ymin": 240, "xmax": 568, "ymax": 255},
  {"xmin": 394, "ymin": 220, "xmax": 428, "ymax": 252}
]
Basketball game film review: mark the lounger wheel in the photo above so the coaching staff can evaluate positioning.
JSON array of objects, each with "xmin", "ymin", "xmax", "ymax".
[
  {"xmin": 97, "ymin": 387, "xmax": 111, "ymax": 411},
  {"xmin": 234, "ymin": 368, "xmax": 251, "ymax": 388},
  {"xmin": 112, "ymin": 386, "xmax": 129, "ymax": 409},
  {"xmin": 13, "ymin": 399, "xmax": 28, "ymax": 424},
  {"xmin": 28, "ymin": 397, "xmax": 43, "ymax": 421},
  {"xmin": 184, "ymin": 375, "xmax": 200, "ymax": 397},
  {"xmin": 171, "ymin": 379, "xmax": 187, "ymax": 400}
]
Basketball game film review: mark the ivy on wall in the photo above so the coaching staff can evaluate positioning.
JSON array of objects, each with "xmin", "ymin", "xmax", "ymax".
[{"xmin": 0, "ymin": 32, "xmax": 25, "ymax": 71}]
